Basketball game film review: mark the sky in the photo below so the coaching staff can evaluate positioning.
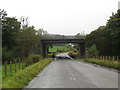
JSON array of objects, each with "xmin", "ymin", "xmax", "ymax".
[{"xmin": 1, "ymin": 0, "xmax": 119, "ymax": 35}]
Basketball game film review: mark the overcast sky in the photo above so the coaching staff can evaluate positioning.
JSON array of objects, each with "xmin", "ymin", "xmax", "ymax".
[{"xmin": 1, "ymin": 0, "xmax": 119, "ymax": 35}]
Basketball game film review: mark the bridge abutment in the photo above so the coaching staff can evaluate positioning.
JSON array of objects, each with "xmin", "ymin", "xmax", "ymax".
[
  {"xmin": 78, "ymin": 43, "xmax": 86, "ymax": 58},
  {"xmin": 41, "ymin": 43, "xmax": 48, "ymax": 58}
]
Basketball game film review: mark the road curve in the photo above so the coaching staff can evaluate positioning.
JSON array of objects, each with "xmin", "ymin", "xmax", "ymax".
[{"xmin": 25, "ymin": 57, "xmax": 118, "ymax": 88}]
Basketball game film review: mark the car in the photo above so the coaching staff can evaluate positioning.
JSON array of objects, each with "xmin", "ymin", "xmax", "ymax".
[{"xmin": 55, "ymin": 55, "xmax": 73, "ymax": 60}]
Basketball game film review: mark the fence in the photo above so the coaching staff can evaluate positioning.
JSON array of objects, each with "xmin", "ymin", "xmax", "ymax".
[
  {"xmin": 3, "ymin": 57, "xmax": 41, "ymax": 77},
  {"xmin": 89, "ymin": 56, "xmax": 119, "ymax": 61}
]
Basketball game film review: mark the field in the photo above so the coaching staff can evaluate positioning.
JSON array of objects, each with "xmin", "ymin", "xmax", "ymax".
[{"xmin": 49, "ymin": 46, "xmax": 68, "ymax": 52}]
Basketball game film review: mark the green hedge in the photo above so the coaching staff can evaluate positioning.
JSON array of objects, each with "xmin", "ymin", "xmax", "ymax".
[{"xmin": 2, "ymin": 58, "xmax": 53, "ymax": 88}]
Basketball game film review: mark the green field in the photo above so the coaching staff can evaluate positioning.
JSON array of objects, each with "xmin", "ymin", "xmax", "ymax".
[{"xmin": 49, "ymin": 46, "xmax": 68, "ymax": 52}]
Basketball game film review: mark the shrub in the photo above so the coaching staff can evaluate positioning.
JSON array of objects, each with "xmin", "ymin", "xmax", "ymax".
[
  {"xmin": 2, "ymin": 47, "xmax": 14, "ymax": 62},
  {"xmin": 26, "ymin": 54, "xmax": 42, "ymax": 64},
  {"xmin": 68, "ymin": 51, "xmax": 79, "ymax": 58},
  {"xmin": 87, "ymin": 44, "xmax": 99, "ymax": 57}
]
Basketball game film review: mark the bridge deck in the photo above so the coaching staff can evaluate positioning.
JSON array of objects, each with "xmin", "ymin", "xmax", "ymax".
[{"xmin": 41, "ymin": 38, "xmax": 85, "ymax": 44}]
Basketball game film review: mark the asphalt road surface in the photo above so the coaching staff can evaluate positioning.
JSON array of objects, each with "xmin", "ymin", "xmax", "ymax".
[{"xmin": 25, "ymin": 53, "xmax": 118, "ymax": 88}]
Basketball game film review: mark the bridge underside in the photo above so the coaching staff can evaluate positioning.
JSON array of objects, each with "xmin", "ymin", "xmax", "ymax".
[{"xmin": 41, "ymin": 39, "xmax": 86, "ymax": 58}]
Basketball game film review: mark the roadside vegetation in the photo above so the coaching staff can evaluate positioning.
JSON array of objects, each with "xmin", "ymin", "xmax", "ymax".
[
  {"xmin": 86, "ymin": 10, "xmax": 120, "ymax": 57},
  {"xmin": 2, "ymin": 54, "xmax": 42, "ymax": 78},
  {"xmin": 1, "ymin": 9, "xmax": 50, "ymax": 64},
  {"xmin": 73, "ymin": 10, "xmax": 120, "ymax": 70},
  {"xmin": 68, "ymin": 45, "xmax": 119, "ymax": 70},
  {"xmin": 68, "ymin": 51, "xmax": 79, "ymax": 58},
  {"xmin": 1, "ymin": 8, "xmax": 120, "ymax": 88},
  {"xmin": 78, "ymin": 58, "xmax": 119, "ymax": 70},
  {"xmin": 2, "ymin": 58, "xmax": 53, "ymax": 88}
]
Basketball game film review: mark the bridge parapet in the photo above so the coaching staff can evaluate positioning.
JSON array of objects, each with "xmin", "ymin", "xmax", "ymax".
[{"xmin": 41, "ymin": 38, "xmax": 85, "ymax": 44}]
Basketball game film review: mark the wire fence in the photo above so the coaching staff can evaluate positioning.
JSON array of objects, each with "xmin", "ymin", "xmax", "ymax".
[
  {"xmin": 3, "ymin": 57, "xmax": 41, "ymax": 78},
  {"xmin": 89, "ymin": 56, "xmax": 119, "ymax": 61}
]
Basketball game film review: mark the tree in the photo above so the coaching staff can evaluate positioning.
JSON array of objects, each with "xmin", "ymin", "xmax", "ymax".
[
  {"xmin": 2, "ymin": 17, "xmax": 21, "ymax": 49},
  {"xmin": 86, "ymin": 10, "xmax": 120, "ymax": 56},
  {"xmin": 75, "ymin": 31, "xmax": 86, "ymax": 38},
  {"xmin": 18, "ymin": 26, "xmax": 38, "ymax": 57},
  {"xmin": 2, "ymin": 16, "xmax": 21, "ymax": 61},
  {"xmin": 88, "ymin": 44, "xmax": 99, "ymax": 57}
]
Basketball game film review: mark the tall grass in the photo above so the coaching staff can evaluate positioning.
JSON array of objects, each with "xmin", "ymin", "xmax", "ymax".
[
  {"xmin": 80, "ymin": 58, "xmax": 119, "ymax": 69},
  {"xmin": 2, "ymin": 54, "xmax": 42, "ymax": 78},
  {"xmin": 2, "ymin": 62, "xmax": 24, "ymax": 78}
]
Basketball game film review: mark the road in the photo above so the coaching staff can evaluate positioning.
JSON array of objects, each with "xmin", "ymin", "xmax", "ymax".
[{"xmin": 25, "ymin": 53, "xmax": 118, "ymax": 88}]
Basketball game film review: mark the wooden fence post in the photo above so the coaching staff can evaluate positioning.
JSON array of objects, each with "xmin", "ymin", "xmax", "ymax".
[
  {"xmin": 117, "ymin": 56, "xmax": 119, "ymax": 61},
  {"xmin": 10, "ymin": 61, "xmax": 12, "ymax": 75},
  {"xmin": 102, "ymin": 56, "xmax": 104, "ymax": 60},
  {"xmin": 15, "ymin": 60, "xmax": 17, "ymax": 72},
  {"xmin": 99, "ymin": 56, "xmax": 100, "ymax": 59},
  {"xmin": 109, "ymin": 56, "xmax": 111, "ymax": 61},
  {"xmin": 22, "ymin": 59, "xmax": 24, "ymax": 69},
  {"xmin": 106, "ymin": 56, "xmax": 108, "ymax": 60},
  {"xmin": 104, "ymin": 56, "xmax": 106, "ymax": 60},
  {"xmin": 99, "ymin": 56, "xmax": 101, "ymax": 60},
  {"xmin": 112, "ymin": 56, "xmax": 115, "ymax": 61},
  {"xmin": 97, "ymin": 56, "xmax": 99, "ymax": 59},
  {"xmin": 4, "ymin": 61, "xmax": 7, "ymax": 77},
  {"xmin": 19, "ymin": 59, "xmax": 21, "ymax": 70},
  {"xmin": 25, "ymin": 59, "xmax": 27, "ymax": 67}
]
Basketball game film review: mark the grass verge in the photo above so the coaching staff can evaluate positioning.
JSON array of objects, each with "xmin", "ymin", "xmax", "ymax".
[
  {"xmin": 2, "ymin": 62, "xmax": 25, "ymax": 78},
  {"xmin": 2, "ymin": 58, "xmax": 53, "ymax": 88},
  {"xmin": 79, "ymin": 58, "xmax": 120, "ymax": 70}
]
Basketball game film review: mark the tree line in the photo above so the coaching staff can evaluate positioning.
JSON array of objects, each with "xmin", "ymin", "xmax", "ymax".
[
  {"xmin": 1, "ymin": 10, "xmax": 49, "ymax": 62},
  {"xmin": 86, "ymin": 10, "xmax": 120, "ymax": 57},
  {"xmin": 1, "ymin": 9, "xmax": 120, "ymax": 61}
]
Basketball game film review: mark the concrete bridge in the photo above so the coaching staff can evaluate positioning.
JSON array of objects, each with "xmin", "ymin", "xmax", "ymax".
[{"xmin": 41, "ymin": 36, "xmax": 86, "ymax": 58}]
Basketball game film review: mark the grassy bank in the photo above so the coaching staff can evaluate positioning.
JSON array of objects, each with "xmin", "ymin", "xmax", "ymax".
[
  {"xmin": 79, "ymin": 58, "xmax": 120, "ymax": 70},
  {"xmin": 2, "ymin": 58, "xmax": 53, "ymax": 88},
  {"xmin": 2, "ymin": 62, "xmax": 25, "ymax": 78}
]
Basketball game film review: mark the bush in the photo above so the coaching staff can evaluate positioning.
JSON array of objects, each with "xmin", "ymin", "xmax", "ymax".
[
  {"xmin": 87, "ymin": 44, "xmax": 99, "ymax": 57},
  {"xmin": 68, "ymin": 51, "xmax": 79, "ymax": 58},
  {"xmin": 26, "ymin": 54, "xmax": 42, "ymax": 64},
  {"xmin": 2, "ymin": 47, "xmax": 14, "ymax": 62}
]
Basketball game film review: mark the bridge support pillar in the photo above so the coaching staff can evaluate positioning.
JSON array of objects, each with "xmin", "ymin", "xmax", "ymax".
[
  {"xmin": 78, "ymin": 43, "xmax": 86, "ymax": 58},
  {"xmin": 41, "ymin": 43, "xmax": 48, "ymax": 58}
]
